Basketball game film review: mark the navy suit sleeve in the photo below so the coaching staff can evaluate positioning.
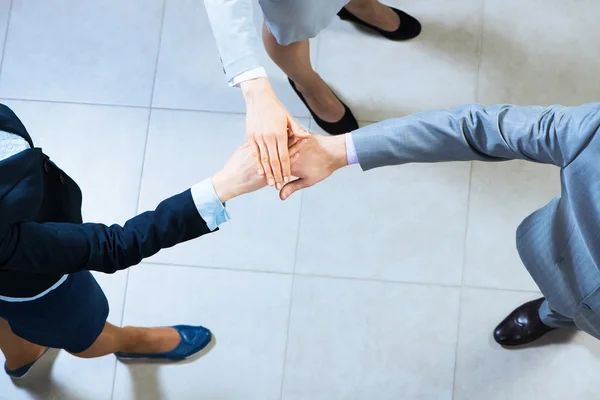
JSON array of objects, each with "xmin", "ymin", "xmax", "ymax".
[{"xmin": 0, "ymin": 189, "xmax": 212, "ymax": 275}]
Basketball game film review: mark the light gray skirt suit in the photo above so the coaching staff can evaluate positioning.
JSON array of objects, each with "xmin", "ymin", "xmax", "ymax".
[{"xmin": 204, "ymin": 0, "xmax": 350, "ymax": 82}]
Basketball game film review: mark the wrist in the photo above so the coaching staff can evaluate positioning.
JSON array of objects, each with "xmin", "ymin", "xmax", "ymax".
[
  {"xmin": 211, "ymin": 171, "xmax": 237, "ymax": 204},
  {"xmin": 240, "ymin": 77, "xmax": 272, "ymax": 101},
  {"xmin": 326, "ymin": 135, "xmax": 348, "ymax": 171}
]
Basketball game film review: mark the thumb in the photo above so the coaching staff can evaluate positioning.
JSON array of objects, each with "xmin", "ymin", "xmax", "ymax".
[
  {"xmin": 287, "ymin": 115, "xmax": 310, "ymax": 138},
  {"xmin": 279, "ymin": 178, "xmax": 310, "ymax": 201}
]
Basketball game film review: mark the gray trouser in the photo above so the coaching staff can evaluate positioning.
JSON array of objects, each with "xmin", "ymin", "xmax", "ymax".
[{"xmin": 539, "ymin": 300, "xmax": 577, "ymax": 329}]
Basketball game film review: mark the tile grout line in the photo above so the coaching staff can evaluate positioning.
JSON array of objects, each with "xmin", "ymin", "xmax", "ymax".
[
  {"xmin": 453, "ymin": 0, "xmax": 487, "ymax": 395},
  {"xmin": 141, "ymin": 260, "xmax": 542, "ymax": 295},
  {"xmin": 0, "ymin": 0, "xmax": 13, "ymax": 77},
  {"xmin": 0, "ymin": 97, "xmax": 386, "ymax": 130},
  {"xmin": 278, "ymin": 191, "xmax": 305, "ymax": 400},
  {"xmin": 451, "ymin": 160, "xmax": 474, "ymax": 399},
  {"xmin": 473, "ymin": 0, "xmax": 487, "ymax": 104},
  {"xmin": 0, "ymin": 95, "xmax": 339, "ymax": 121},
  {"xmin": 109, "ymin": 1, "xmax": 168, "ymax": 399}
]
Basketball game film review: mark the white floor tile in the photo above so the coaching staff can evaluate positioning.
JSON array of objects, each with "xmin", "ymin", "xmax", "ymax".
[
  {"xmin": 464, "ymin": 161, "xmax": 560, "ymax": 291},
  {"xmin": 138, "ymin": 109, "xmax": 304, "ymax": 273},
  {"xmin": 112, "ymin": 264, "xmax": 292, "ymax": 400},
  {"xmin": 478, "ymin": 0, "xmax": 600, "ymax": 105},
  {"xmin": 153, "ymin": 0, "xmax": 315, "ymax": 117},
  {"xmin": 295, "ymin": 146, "xmax": 470, "ymax": 285},
  {"xmin": 282, "ymin": 276, "xmax": 460, "ymax": 400},
  {"xmin": 316, "ymin": 0, "xmax": 483, "ymax": 122},
  {"xmin": 92, "ymin": 271, "xmax": 128, "ymax": 326},
  {"xmin": 0, "ymin": 350, "xmax": 117, "ymax": 400},
  {"xmin": 454, "ymin": 288, "xmax": 600, "ymax": 400},
  {"xmin": 0, "ymin": 0, "xmax": 10, "ymax": 66},
  {"xmin": 0, "ymin": 0, "xmax": 163, "ymax": 105}
]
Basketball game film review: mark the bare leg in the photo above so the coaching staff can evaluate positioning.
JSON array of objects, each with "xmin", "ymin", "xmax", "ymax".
[
  {"xmin": 262, "ymin": 23, "xmax": 345, "ymax": 123},
  {"xmin": 0, "ymin": 318, "xmax": 47, "ymax": 371},
  {"xmin": 69, "ymin": 322, "xmax": 181, "ymax": 358},
  {"xmin": 345, "ymin": 0, "xmax": 400, "ymax": 31}
]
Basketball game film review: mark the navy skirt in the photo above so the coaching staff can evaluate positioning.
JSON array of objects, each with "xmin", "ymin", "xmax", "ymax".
[{"xmin": 0, "ymin": 271, "xmax": 109, "ymax": 353}]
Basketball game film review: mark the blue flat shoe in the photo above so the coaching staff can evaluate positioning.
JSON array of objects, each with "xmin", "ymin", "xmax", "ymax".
[
  {"xmin": 115, "ymin": 325, "xmax": 213, "ymax": 361},
  {"xmin": 5, "ymin": 348, "xmax": 49, "ymax": 380}
]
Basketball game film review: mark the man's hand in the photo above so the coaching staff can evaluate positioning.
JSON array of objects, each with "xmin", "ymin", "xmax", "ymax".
[
  {"xmin": 279, "ymin": 134, "xmax": 348, "ymax": 201},
  {"xmin": 241, "ymin": 77, "xmax": 310, "ymax": 190}
]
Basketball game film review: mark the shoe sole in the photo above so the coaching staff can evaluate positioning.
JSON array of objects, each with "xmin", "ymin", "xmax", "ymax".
[{"xmin": 116, "ymin": 334, "xmax": 216, "ymax": 363}]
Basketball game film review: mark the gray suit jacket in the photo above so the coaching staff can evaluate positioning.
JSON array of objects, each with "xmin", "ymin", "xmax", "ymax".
[{"xmin": 352, "ymin": 103, "xmax": 600, "ymax": 339}]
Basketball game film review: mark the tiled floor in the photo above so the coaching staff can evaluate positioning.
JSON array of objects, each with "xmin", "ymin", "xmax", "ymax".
[{"xmin": 0, "ymin": 0, "xmax": 598, "ymax": 399}]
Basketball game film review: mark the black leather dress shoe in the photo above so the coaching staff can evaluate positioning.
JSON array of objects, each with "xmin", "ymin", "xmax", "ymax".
[
  {"xmin": 493, "ymin": 297, "xmax": 556, "ymax": 347},
  {"xmin": 288, "ymin": 79, "xmax": 359, "ymax": 136},
  {"xmin": 338, "ymin": 6, "xmax": 421, "ymax": 41}
]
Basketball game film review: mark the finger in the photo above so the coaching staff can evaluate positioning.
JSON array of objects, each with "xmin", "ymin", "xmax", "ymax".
[
  {"xmin": 288, "ymin": 116, "xmax": 310, "ymax": 138},
  {"xmin": 287, "ymin": 130, "xmax": 301, "ymax": 147},
  {"xmin": 279, "ymin": 178, "xmax": 310, "ymax": 201},
  {"xmin": 265, "ymin": 135, "xmax": 284, "ymax": 189},
  {"xmin": 288, "ymin": 138, "xmax": 307, "ymax": 157},
  {"xmin": 290, "ymin": 152, "xmax": 301, "ymax": 163},
  {"xmin": 250, "ymin": 139, "xmax": 264, "ymax": 176},
  {"xmin": 257, "ymin": 139, "xmax": 274, "ymax": 186},
  {"xmin": 277, "ymin": 136, "xmax": 292, "ymax": 185}
]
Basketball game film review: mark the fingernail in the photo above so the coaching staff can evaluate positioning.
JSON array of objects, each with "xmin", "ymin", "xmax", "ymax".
[
  {"xmin": 258, "ymin": 169, "xmax": 264, "ymax": 175},
  {"xmin": 284, "ymin": 177, "xmax": 290, "ymax": 183},
  {"xmin": 268, "ymin": 178, "xmax": 274, "ymax": 186},
  {"xmin": 276, "ymin": 183, "xmax": 282, "ymax": 190}
]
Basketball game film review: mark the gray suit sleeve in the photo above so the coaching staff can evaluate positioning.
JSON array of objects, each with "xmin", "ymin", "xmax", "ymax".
[
  {"xmin": 352, "ymin": 103, "xmax": 600, "ymax": 170},
  {"xmin": 204, "ymin": 0, "xmax": 263, "ymax": 82}
]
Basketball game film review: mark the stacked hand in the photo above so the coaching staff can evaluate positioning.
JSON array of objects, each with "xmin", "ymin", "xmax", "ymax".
[
  {"xmin": 279, "ymin": 133, "xmax": 347, "ymax": 200},
  {"xmin": 241, "ymin": 77, "xmax": 310, "ymax": 190},
  {"xmin": 213, "ymin": 131, "xmax": 348, "ymax": 203}
]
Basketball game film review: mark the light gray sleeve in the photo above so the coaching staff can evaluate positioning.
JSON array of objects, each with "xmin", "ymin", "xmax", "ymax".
[
  {"xmin": 204, "ymin": 0, "xmax": 263, "ymax": 82},
  {"xmin": 351, "ymin": 103, "xmax": 600, "ymax": 170}
]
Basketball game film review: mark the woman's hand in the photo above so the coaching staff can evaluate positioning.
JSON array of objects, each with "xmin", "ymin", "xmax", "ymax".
[{"xmin": 241, "ymin": 77, "xmax": 310, "ymax": 190}]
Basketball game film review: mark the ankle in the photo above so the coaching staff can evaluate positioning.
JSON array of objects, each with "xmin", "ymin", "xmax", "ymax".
[
  {"xmin": 116, "ymin": 326, "xmax": 147, "ymax": 353},
  {"xmin": 4, "ymin": 345, "xmax": 46, "ymax": 371},
  {"xmin": 290, "ymin": 72, "xmax": 322, "ymax": 92},
  {"xmin": 346, "ymin": 1, "xmax": 376, "ymax": 14},
  {"xmin": 117, "ymin": 326, "xmax": 180, "ymax": 354}
]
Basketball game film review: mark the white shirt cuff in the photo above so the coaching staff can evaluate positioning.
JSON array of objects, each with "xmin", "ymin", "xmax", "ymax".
[
  {"xmin": 229, "ymin": 67, "xmax": 268, "ymax": 87},
  {"xmin": 345, "ymin": 132, "xmax": 359, "ymax": 165},
  {"xmin": 190, "ymin": 178, "xmax": 231, "ymax": 231}
]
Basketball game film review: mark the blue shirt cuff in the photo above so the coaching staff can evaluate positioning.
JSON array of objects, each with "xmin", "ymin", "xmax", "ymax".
[{"xmin": 190, "ymin": 178, "xmax": 231, "ymax": 231}]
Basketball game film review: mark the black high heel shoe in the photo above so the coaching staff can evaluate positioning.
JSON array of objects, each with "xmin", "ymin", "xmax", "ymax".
[
  {"xmin": 288, "ymin": 79, "xmax": 358, "ymax": 136},
  {"xmin": 338, "ymin": 6, "xmax": 421, "ymax": 41}
]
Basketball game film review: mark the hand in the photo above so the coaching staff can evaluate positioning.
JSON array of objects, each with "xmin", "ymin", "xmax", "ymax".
[
  {"xmin": 212, "ymin": 139, "xmax": 306, "ymax": 203},
  {"xmin": 279, "ymin": 133, "xmax": 348, "ymax": 201},
  {"xmin": 242, "ymin": 77, "xmax": 310, "ymax": 190}
]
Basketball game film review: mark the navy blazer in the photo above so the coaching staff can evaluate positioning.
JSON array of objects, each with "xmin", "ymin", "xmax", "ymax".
[{"xmin": 0, "ymin": 104, "xmax": 212, "ymax": 296}]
